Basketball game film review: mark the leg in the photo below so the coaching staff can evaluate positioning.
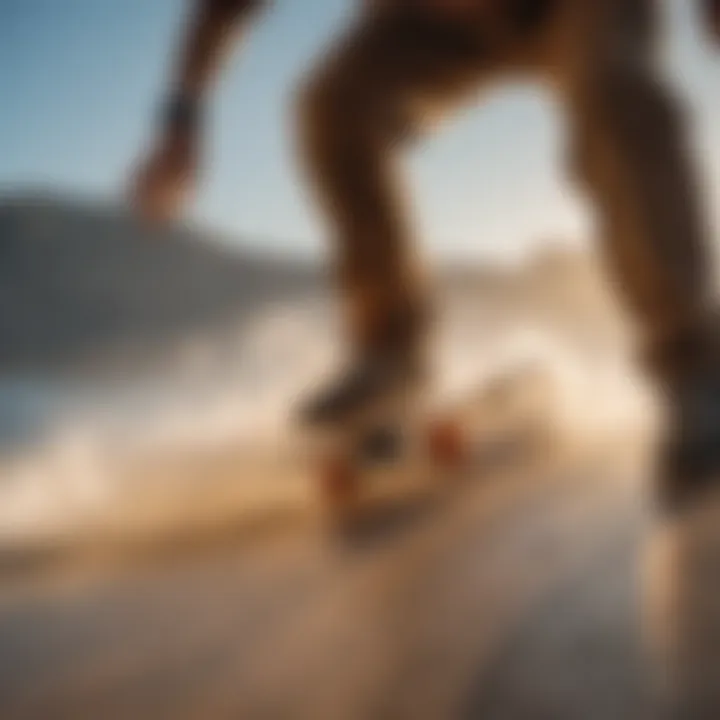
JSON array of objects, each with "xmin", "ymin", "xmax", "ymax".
[
  {"xmin": 294, "ymin": 7, "xmax": 503, "ymax": 424},
  {"xmin": 554, "ymin": 0, "xmax": 720, "ymax": 498}
]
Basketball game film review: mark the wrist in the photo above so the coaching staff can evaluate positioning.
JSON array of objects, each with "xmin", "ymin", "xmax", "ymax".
[{"xmin": 159, "ymin": 93, "xmax": 203, "ymax": 135}]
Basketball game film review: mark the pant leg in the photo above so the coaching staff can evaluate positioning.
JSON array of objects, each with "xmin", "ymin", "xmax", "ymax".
[
  {"xmin": 551, "ymin": 0, "xmax": 717, "ymax": 385},
  {"xmin": 294, "ymin": 7, "xmax": 505, "ymax": 361}
]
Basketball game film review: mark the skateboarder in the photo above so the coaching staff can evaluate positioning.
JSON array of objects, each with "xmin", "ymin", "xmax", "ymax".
[{"xmin": 130, "ymin": 0, "xmax": 720, "ymax": 506}]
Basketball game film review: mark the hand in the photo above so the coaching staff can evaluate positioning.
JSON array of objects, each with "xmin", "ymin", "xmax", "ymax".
[{"xmin": 129, "ymin": 125, "xmax": 199, "ymax": 227}]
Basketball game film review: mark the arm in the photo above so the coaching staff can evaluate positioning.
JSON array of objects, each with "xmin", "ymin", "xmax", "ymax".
[
  {"xmin": 170, "ymin": 0, "xmax": 263, "ymax": 103},
  {"xmin": 130, "ymin": 0, "xmax": 265, "ymax": 225}
]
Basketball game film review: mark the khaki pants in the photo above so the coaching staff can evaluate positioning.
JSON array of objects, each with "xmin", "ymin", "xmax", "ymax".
[{"xmin": 296, "ymin": 0, "xmax": 715, "ymax": 383}]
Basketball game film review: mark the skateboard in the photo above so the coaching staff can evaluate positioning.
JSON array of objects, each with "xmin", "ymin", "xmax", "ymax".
[{"xmin": 299, "ymin": 360, "xmax": 558, "ymax": 517}]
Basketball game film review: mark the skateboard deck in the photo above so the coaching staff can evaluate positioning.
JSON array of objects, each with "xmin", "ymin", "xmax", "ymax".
[{"xmin": 296, "ymin": 360, "xmax": 560, "ymax": 518}]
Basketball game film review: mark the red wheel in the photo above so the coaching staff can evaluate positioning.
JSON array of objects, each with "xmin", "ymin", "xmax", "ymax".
[
  {"xmin": 318, "ymin": 454, "xmax": 359, "ymax": 510},
  {"xmin": 427, "ymin": 418, "xmax": 466, "ymax": 468}
]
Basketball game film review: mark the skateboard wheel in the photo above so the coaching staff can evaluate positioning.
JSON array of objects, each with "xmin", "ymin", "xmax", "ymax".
[
  {"xmin": 427, "ymin": 418, "xmax": 466, "ymax": 468},
  {"xmin": 318, "ymin": 455, "xmax": 359, "ymax": 509}
]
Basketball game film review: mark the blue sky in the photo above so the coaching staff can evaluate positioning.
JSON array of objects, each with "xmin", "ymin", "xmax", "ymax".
[{"xmin": 1, "ymin": 0, "xmax": 719, "ymax": 260}]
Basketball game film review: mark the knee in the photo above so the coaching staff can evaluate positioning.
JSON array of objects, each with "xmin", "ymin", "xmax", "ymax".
[
  {"xmin": 295, "ymin": 68, "xmax": 341, "ymax": 149},
  {"xmin": 584, "ymin": 66, "xmax": 685, "ymax": 141},
  {"xmin": 568, "ymin": 66, "xmax": 686, "ymax": 181},
  {"xmin": 295, "ymin": 61, "xmax": 374, "ymax": 158},
  {"xmin": 295, "ymin": 59, "xmax": 408, "ymax": 161}
]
